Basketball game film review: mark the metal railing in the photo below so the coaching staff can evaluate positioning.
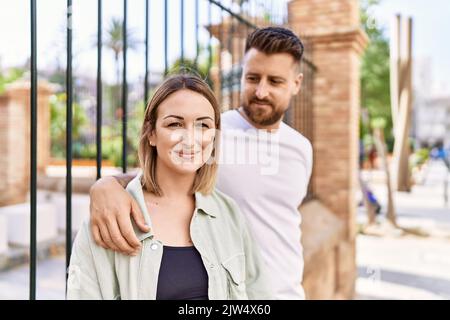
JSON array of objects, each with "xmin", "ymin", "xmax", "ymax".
[{"xmin": 27, "ymin": 0, "xmax": 315, "ymax": 299}]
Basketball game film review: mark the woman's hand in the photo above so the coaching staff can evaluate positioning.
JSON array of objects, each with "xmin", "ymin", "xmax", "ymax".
[{"xmin": 89, "ymin": 176, "xmax": 150, "ymax": 255}]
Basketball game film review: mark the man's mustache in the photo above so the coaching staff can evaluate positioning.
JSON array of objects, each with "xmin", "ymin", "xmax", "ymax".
[{"xmin": 250, "ymin": 98, "xmax": 274, "ymax": 107}]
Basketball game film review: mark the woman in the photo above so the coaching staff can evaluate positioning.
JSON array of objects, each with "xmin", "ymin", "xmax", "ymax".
[{"xmin": 67, "ymin": 74, "xmax": 273, "ymax": 300}]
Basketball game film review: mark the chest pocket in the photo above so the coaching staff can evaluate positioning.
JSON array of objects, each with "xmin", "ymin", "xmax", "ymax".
[{"xmin": 221, "ymin": 253, "xmax": 248, "ymax": 300}]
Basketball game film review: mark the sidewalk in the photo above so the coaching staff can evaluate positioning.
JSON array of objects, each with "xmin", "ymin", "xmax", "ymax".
[
  {"xmin": 0, "ymin": 256, "xmax": 66, "ymax": 299},
  {"xmin": 355, "ymin": 160, "xmax": 450, "ymax": 300}
]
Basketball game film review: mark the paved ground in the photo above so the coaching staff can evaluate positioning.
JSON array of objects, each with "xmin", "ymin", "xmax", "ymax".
[
  {"xmin": 0, "ymin": 160, "xmax": 449, "ymax": 300},
  {"xmin": 0, "ymin": 255, "xmax": 66, "ymax": 299},
  {"xmin": 355, "ymin": 160, "xmax": 450, "ymax": 300}
]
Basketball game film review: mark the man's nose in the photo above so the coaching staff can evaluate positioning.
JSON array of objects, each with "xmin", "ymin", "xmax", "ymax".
[{"xmin": 255, "ymin": 81, "xmax": 269, "ymax": 99}]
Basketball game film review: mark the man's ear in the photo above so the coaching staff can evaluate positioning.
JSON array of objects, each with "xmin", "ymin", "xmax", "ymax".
[{"xmin": 292, "ymin": 72, "xmax": 303, "ymax": 96}]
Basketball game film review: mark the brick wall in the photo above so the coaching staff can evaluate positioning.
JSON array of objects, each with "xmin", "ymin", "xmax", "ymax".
[
  {"xmin": 0, "ymin": 81, "xmax": 53, "ymax": 206},
  {"xmin": 289, "ymin": 0, "xmax": 368, "ymax": 299}
]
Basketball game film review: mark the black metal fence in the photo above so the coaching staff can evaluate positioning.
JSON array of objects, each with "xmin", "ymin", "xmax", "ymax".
[{"xmin": 27, "ymin": 0, "xmax": 315, "ymax": 299}]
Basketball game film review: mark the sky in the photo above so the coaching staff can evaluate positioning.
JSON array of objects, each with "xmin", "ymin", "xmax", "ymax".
[
  {"xmin": 0, "ymin": 0, "xmax": 286, "ymax": 84},
  {"xmin": 0, "ymin": 0, "xmax": 449, "ymax": 94},
  {"xmin": 0, "ymin": 0, "xmax": 215, "ymax": 83}
]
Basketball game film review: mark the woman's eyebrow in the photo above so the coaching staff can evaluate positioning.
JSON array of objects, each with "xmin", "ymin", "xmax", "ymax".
[
  {"xmin": 162, "ymin": 115, "xmax": 213, "ymax": 121},
  {"xmin": 196, "ymin": 116, "xmax": 214, "ymax": 121},
  {"xmin": 163, "ymin": 115, "xmax": 184, "ymax": 120}
]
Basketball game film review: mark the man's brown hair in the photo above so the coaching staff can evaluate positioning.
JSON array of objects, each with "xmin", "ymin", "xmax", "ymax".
[{"xmin": 245, "ymin": 27, "xmax": 304, "ymax": 64}]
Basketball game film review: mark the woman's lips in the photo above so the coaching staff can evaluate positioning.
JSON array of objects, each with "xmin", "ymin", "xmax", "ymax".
[{"xmin": 175, "ymin": 151, "xmax": 200, "ymax": 159}]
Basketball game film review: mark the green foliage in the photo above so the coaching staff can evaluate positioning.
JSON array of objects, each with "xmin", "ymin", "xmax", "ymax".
[
  {"xmin": 370, "ymin": 117, "xmax": 387, "ymax": 129},
  {"xmin": 410, "ymin": 148, "xmax": 430, "ymax": 168},
  {"xmin": 0, "ymin": 68, "xmax": 25, "ymax": 94},
  {"xmin": 98, "ymin": 101, "xmax": 144, "ymax": 167},
  {"xmin": 105, "ymin": 18, "xmax": 140, "ymax": 117},
  {"xmin": 105, "ymin": 18, "xmax": 139, "ymax": 60},
  {"xmin": 168, "ymin": 57, "xmax": 209, "ymax": 79},
  {"xmin": 50, "ymin": 93, "xmax": 88, "ymax": 158},
  {"xmin": 360, "ymin": 0, "xmax": 393, "ymax": 149},
  {"xmin": 167, "ymin": 56, "xmax": 215, "ymax": 89},
  {"xmin": 50, "ymin": 90, "xmax": 145, "ymax": 169}
]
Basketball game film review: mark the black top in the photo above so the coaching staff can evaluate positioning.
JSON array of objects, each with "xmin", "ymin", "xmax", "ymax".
[{"xmin": 156, "ymin": 245, "xmax": 209, "ymax": 300}]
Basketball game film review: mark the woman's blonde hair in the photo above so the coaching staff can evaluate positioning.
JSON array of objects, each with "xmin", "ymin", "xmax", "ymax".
[{"xmin": 138, "ymin": 74, "xmax": 221, "ymax": 196}]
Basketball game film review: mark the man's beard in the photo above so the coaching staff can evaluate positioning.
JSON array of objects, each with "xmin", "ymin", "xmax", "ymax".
[{"xmin": 242, "ymin": 97, "xmax": 284, "ymax": 126}]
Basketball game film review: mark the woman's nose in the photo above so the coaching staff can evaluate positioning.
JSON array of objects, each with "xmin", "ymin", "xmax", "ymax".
[{"xmin": 180, "ymin": 126, "xmax": 203, "ymax": 146}]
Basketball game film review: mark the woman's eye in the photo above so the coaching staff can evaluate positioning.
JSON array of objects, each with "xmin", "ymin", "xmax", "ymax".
[
  {"xmin": 168, "ymin": 122, "xmax": 182, "ymax": 127},
  {"xmin": 195, "ymin": 122, "xmax": 210, "ymax": 129}
]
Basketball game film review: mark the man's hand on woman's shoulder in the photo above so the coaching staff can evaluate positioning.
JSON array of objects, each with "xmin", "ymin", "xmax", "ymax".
[{"xmin": 89, "ymin": 175, "xmax": 150, "ymax": 256}]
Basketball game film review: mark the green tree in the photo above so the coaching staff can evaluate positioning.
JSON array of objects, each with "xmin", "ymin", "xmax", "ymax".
[
  {"xmin": 360, "ymin": 0, "xmax": 393, "ymax": 150},
  {"xmin": 50, "ymin": 93, "xmax": 88, "ymax": 159},
  {"xmin": 105, "ymin": 18, "xmax": 139, "ymax": 118},
  {"xmin": 167, "ymin": 56, "xmax": 212, "ymax": 89},
  {"xmin": 101, "ymin": 100, "xmax": 144, "ymax": 167},
  {"xmin": 0, "ymin": 68, "xmax": 25, "ymax": 94}
]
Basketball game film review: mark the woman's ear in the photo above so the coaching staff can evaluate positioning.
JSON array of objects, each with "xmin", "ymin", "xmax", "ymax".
[{"xmin": 148, "ymin": 130, "xmax": 156, "ymax": 147}]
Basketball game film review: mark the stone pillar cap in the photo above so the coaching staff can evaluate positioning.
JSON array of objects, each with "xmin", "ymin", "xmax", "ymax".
[{"xmin": 4, "ymin": 80, "xmax": 57, "ymax": 95}]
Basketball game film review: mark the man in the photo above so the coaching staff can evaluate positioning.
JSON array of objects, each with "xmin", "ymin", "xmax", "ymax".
[{"xmin": 88, "ymin": 27, "xmax": 312, "ymax": 299}]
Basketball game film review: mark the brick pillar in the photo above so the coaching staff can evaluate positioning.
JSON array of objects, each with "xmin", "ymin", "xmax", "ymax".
[
  {"xmin": 288, "ymin": 0, "xmax": 368, "ymax": 298},
  {"xmin": 0, "ymin": 81, "xmax": 53, "ymax": 206}
]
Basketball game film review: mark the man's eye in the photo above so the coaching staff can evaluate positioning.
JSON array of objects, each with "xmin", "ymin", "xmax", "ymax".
[{"xmin": 247, "ymin": 76, "xmax": 258, "ymax": 82}]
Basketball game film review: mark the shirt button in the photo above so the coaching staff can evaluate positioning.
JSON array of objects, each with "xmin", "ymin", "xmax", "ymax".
[{"xmin": 150, "ymin": 243, "xmax": 159, "ymax": 251}]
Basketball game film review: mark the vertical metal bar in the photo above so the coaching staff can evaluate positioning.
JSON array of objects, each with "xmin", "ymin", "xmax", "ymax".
[
  {"xmin": 252, "ymin": 0, "xmax": 257, "ymax": 25},
  {"xmin": 218, "ymin": 7, "xmax": 224, "ymax": 107},
  {"xmin": 164, "ymin": 0, "xmax": 168, "ymax": 75},
  {"xmin": 237, "ymin": 6, "xmax": 243, "ymax": 105},
  {"xmin": 144, "ymin": 0, "xmax": 149, "ymax": 109},
  {"xmin": 269, "ymin": 0, "xmax": 273, "ymax": 24},
  {"xmin": 29, "ymin": 0, "xmax": 37, "ymax": 301},
  {"xmin": 207, "ymin": 0, "xmax": 212, "ymax": 73},
  {"xmin": 309, "ymin": 56, "xmax": 315, "ymax": 198},
  {"xmin": 122, "ymin": 0, "xmax": 128, "ymax": 173},
  {"xmin": 229, "ymin": 17, "xmax": 234, "ymax": 108},
  {"xmin": 180, "ymin": 0, "xmax": 184, "ymax": 64},
  {"xmin": 208, "ymin": 0, "xmax": 214, "ymax": 91},
  {"xmin": 66, "ymin": 0, "xmax": 73, "ymax": 283},
  {"xmin": 96, "ymin": 0, "xmax": 102, "ymax": 180},
  {"xmin": 194, "ymin": 0, "xmax": 199, "ymax": 69}
]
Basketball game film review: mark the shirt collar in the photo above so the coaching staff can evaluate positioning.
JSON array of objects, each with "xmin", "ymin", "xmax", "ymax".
[
  {"xmin": 194, "ymin": 191, "xmax": 218, "ymax": 218},
  {"xmin": 126, "ymin": 171, "xmax": 218, "ymax": 241}
]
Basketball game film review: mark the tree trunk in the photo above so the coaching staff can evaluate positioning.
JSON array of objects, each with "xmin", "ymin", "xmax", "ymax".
[
  {"xmin": 359, "ymin": 172, "xmax": 377, "ymax": 225},
  {"xmin": 373, "ymin": 128, "xmax": 397, "ymax": 227}
]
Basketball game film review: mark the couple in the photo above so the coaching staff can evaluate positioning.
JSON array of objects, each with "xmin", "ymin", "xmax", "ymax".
[{"xmin": 67, "ymin": 27, "xmax": 312, "ymax": 300}]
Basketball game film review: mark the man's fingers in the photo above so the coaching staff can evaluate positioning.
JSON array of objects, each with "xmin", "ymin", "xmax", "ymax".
[
  {"xmin": 105, "ymin": 218, "xmax": 138, "ymax": 255},
  {"xmin": 117, "ymin": 214, "xmax": 142, "ymax": 249},
  {"xmin": 98, "ymin": 223, "xmax": 120, "ymax": 252},
  {"xmin": 91, "ymin": 224, "xmax": 108, "ymax": 249},
  {"xmin": 130, "ymin": 198, "xmax": 150, "ymax": 233}
]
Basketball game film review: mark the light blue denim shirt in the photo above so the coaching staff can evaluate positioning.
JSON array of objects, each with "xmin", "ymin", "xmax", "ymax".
[{"xmin": 67, "ymin": 172, "xmax": 274, "ymax": 300}]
